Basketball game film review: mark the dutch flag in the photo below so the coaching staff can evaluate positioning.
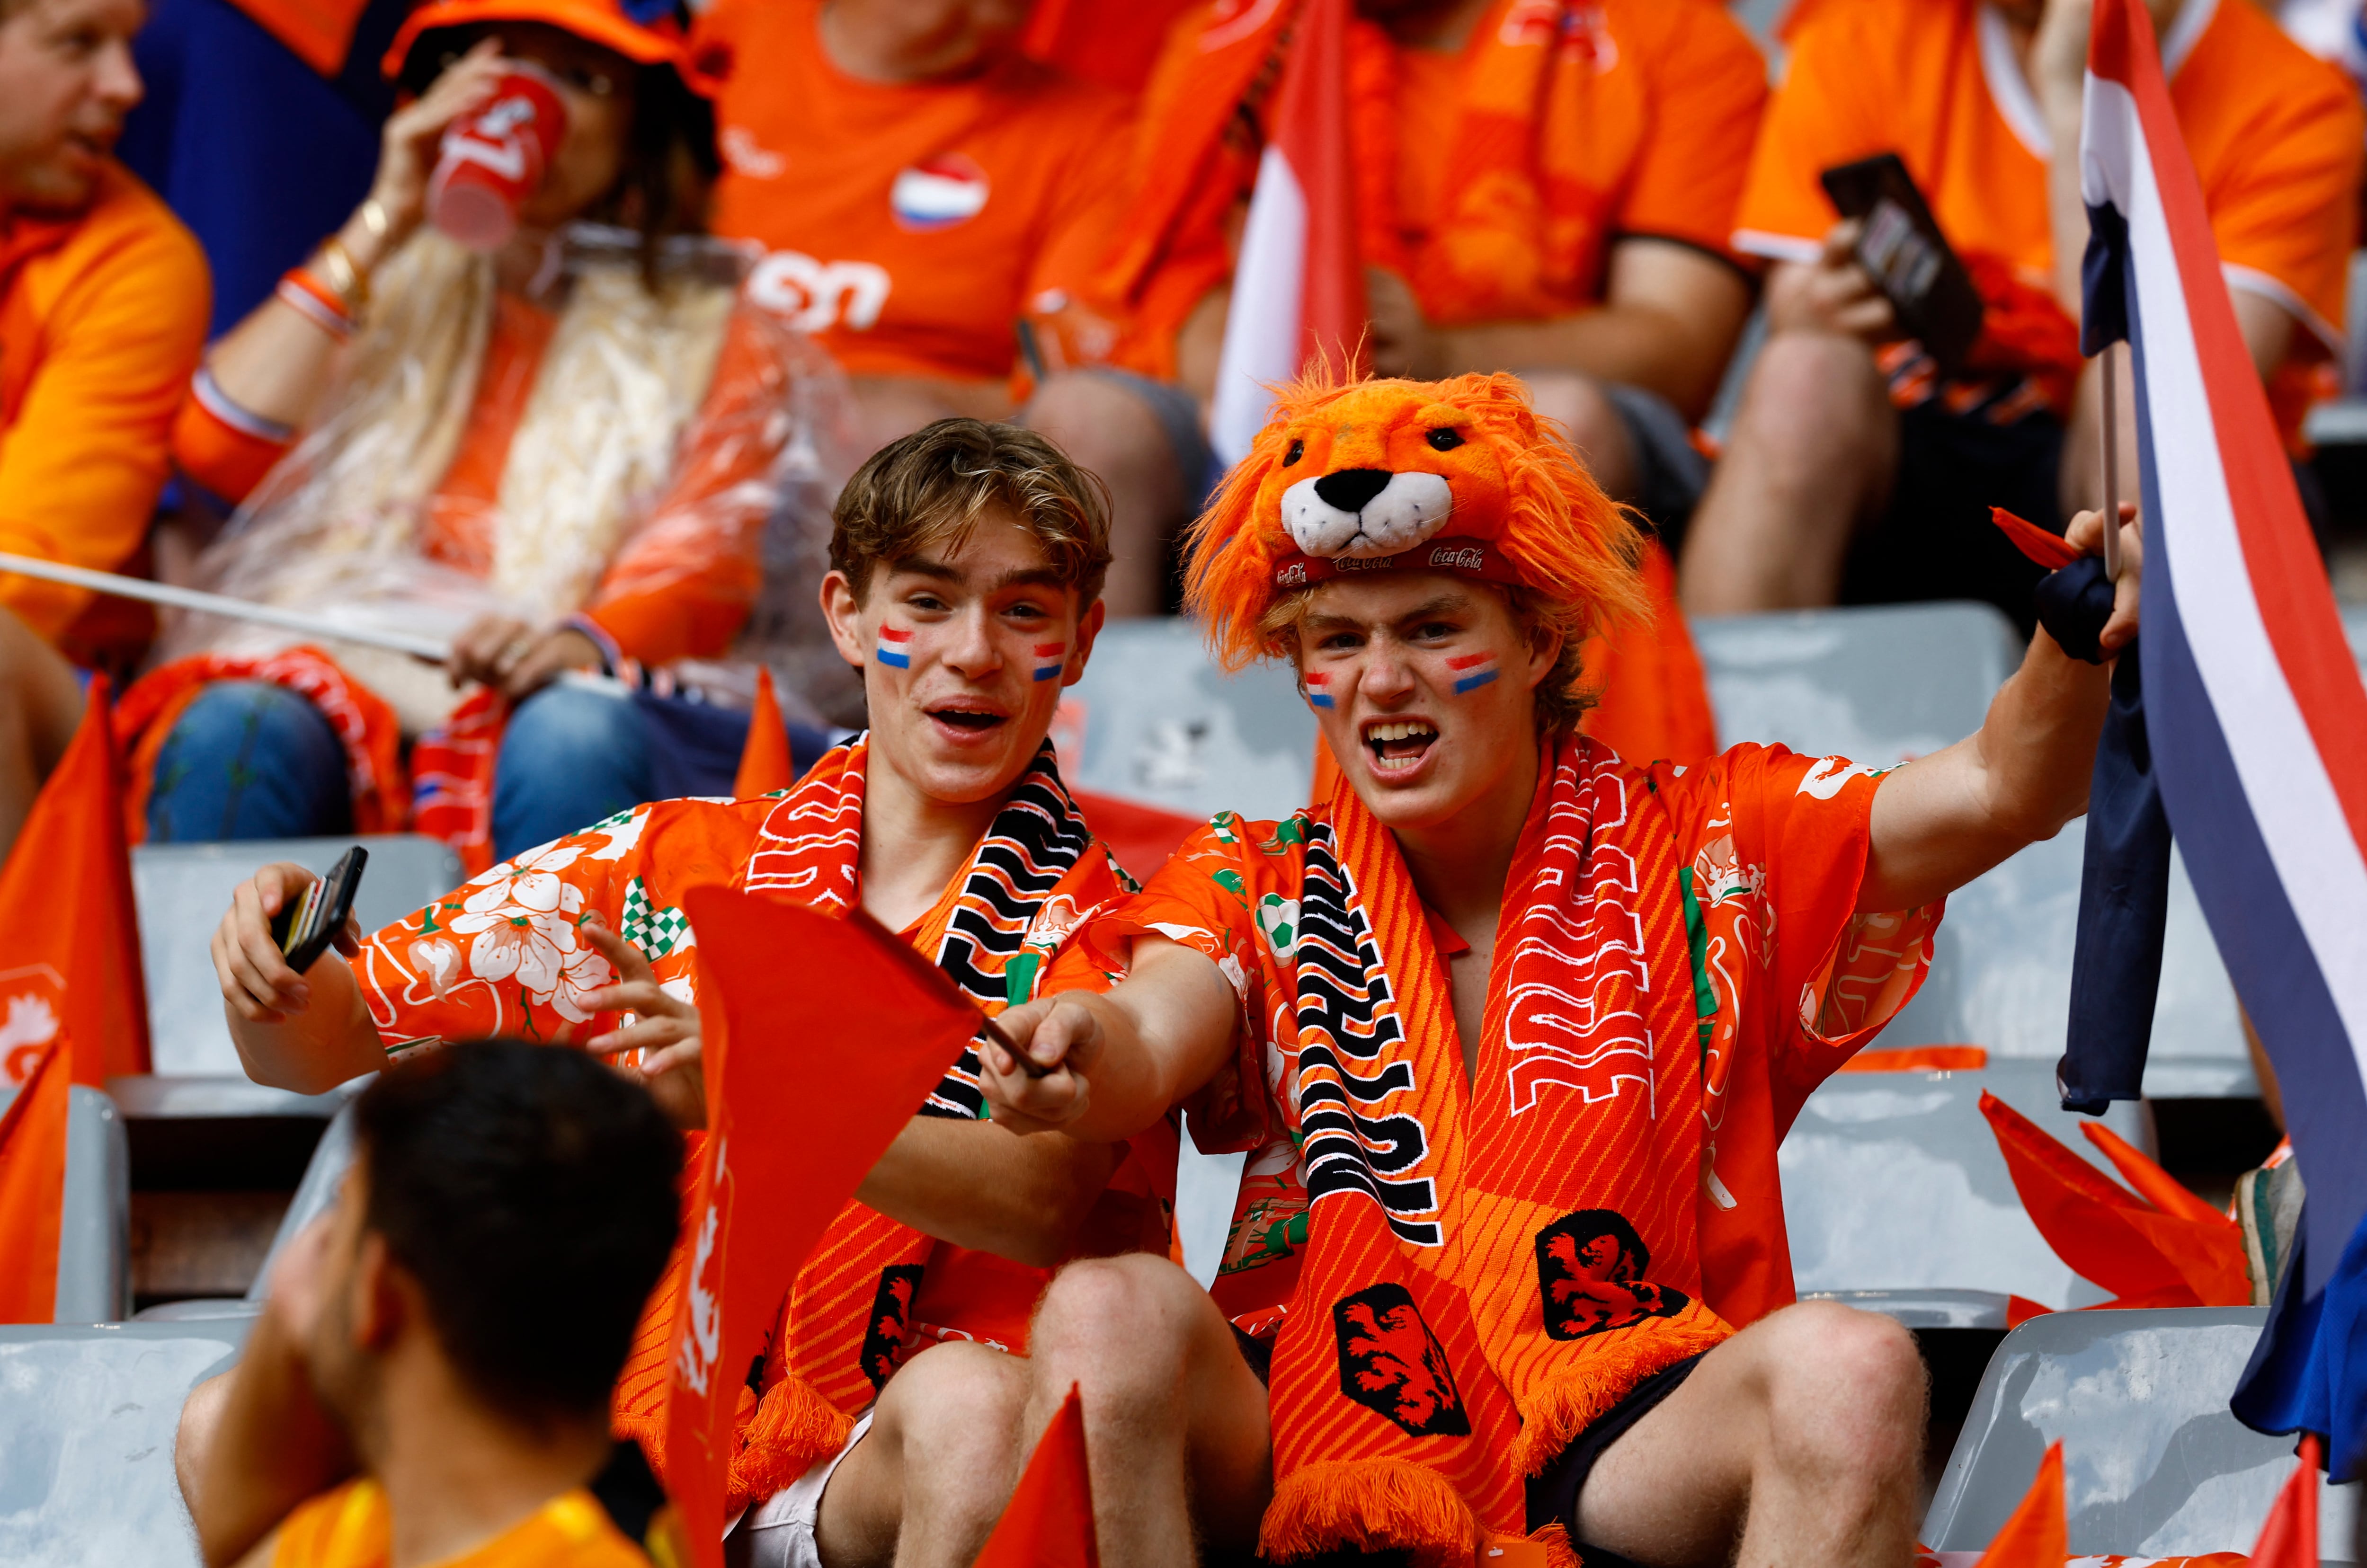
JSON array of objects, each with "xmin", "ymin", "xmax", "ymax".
[
  {"xmin": 1206, "ymin": 0, "xmax": 1366, "ymax": 466},
  {"xmin": 1304, "ymin": 671, "xmax": 1334, "ymax": 709},
  {"xmin": 2080, "ymin": 0, "xmax": 2367, "ymax": 1478},
  {"xmin": 875, "ymin": 626, "xmax": 912, "ymax": 669},
  {"xmin": 1447, "ymin": 652, "xmax": 1500, "ymax": 695},
  {"xmin": 1031, "ymin": 643, "xmax": 1068, "ymax": 682}
]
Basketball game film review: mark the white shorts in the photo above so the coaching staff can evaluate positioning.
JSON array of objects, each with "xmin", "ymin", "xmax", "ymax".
[{"xmin": 739, "ymin": 1410, "xmax": 875, "ymax": 1568}]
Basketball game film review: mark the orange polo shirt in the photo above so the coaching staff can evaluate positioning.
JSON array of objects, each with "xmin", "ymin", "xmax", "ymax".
[
  {"xmin": 694, "ymin": 0, "xmax": 1133, "ymax": 386},
  {"xmin": 0, "ymin": 162, "xmax": 208, "ymax": 656},
  {"xmin": 268, "ymin": 1479, "xmax": 651, "ymax": 1568},
  {"xmin": 1733, "ymin": 0, "xmax": 2362, "ymax": 425}
]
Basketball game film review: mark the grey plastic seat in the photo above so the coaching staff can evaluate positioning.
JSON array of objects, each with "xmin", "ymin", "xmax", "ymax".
[
  {"xmin": 131, "ymin": 834, "xmax": 464, "ymax": 1077},
  {"xmin": 1923, "ymin": 1306, "xmax": 2360, "ymax": 1559},
  {"xmin": 1697, "ymin": 603, "xmax": 2254, "ymax": 1097},
  {"xmin": 1058, "ymin": 618, "xmax": 1317, "ymax": 824},
  {"xmin": 0, "ymin": 1318, "xmax": 250, "ymax": 1566},
  {"xmin": 0, "ymin": 1082, "xmax": 129, "ymax": 1324},
  {"xmin": 1781, "ymin": 1056, "xmax": 2151, "ymax": 1321}
]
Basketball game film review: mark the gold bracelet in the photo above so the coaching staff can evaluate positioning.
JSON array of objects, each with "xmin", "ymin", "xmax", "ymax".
[
  {"xmin": 318, "ymin": 235, "xmax": 372, "ymax": 313},
  {"xmin": 356, "ymin": 196, "xmax": 390, "ymax": 243}
]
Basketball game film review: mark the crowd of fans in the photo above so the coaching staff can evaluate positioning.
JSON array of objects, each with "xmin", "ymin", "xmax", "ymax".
[{"xmin": 0, "ymin": 0, "xmax": 2357, "ymax": 866}]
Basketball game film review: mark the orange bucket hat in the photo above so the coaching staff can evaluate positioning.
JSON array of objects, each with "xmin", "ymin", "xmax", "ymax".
[
  {"xmin": 384, "ymin": 0, "xmax": 712, "ymax": 91},
  {"xmin": 1184, "ymin": 372, "xmax": 1650, "ymax": 671}
]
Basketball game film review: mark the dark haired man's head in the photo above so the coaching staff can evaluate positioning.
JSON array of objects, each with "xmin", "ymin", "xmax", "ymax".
[{"xmin": 303, "ymin": 1042, "xmax": 680, "ymax": 1449}]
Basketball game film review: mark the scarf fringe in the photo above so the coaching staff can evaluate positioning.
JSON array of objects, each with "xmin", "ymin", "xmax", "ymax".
[
  {"xmin": 729, "ymin": 1373, "xmax": 855, "ymax": 1506},
  {"xmin": 1508, "ymin": 1316, "xmax": 1733, "ymax": 1478},
  {"xmin": 1532, "ymin": 1522, "xmax": 1581, "ymax": 1568},
  {"xmin": 1259, "ymin": 1457, "xmax": 1484, "ymax": 1568}
]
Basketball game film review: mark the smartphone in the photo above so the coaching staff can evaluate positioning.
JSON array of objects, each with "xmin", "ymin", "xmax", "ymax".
[
  {"xmin": 1819, "ymin": 151, "xmax": 1986, "ymax": 372},
  {"xmin": 273, "ymin": 845, "xmax": 369, "ymax": 974}
]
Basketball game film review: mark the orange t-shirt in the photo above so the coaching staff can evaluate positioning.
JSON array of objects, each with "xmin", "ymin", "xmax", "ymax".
[
  {"xmin": 0, "ymin": 162, "xmax": 208, "ymax": 656},
  {"xmin": 1734, "ymin": 0, "xmax": 2363, "ymax": 408},
  {"xmin": 268, "ymin": 1479, "xmax": 650, "ymax": 1568},
  {"xmin": 695, "ymin": 0, "xmax": 1133, "ymax": 385}
]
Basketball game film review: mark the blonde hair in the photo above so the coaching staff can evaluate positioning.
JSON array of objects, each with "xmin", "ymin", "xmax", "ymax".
[{"xmin": 829, "ymin": 419, "xmax": 1112, "ymax": 606}]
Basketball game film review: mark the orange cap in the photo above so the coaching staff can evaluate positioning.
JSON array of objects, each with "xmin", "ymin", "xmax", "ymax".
[{"xmin": 384, "ymin": 0, "xmax": 709, "ymax": 89}]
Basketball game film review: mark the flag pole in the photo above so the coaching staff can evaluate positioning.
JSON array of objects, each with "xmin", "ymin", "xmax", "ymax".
[
  {"xmin": 0, "ymin": 552, "xmax": 451, "ymax": 661},
  {"xmin": 2100, "ymin": 349, "xmax": 2125, "ymax": 581}
]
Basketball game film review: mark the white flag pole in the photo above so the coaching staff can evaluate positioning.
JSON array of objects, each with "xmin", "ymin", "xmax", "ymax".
[{"xmin": 0, "ymin": 552, "xmax": 452, "ymax": 661}]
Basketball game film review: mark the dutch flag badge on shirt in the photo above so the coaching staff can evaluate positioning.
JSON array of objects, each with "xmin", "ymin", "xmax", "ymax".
[
  {"xmin": 1031, "ymin": 643, "xmax": 1068, "ymax": 682},
  {"xmin": 891, "ymin": 154, "xmax": 990, "ymax": 232},
  {"xmin": 876, "ymin": 626, "xmax": 912, "ymax": 668}
]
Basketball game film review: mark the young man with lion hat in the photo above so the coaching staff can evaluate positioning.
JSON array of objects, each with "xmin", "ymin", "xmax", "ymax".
[{"xmin": 979, "ymin": 371, "xmax": 2141, "ymax": 1565}]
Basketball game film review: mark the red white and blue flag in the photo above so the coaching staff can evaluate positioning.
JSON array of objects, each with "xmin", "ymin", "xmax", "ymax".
[
  {"xmin": 1447, "ymin": 651, "xmax": 1500, "ymax": 695},
  {"xmin": 1206, "ymin": 0, "xmax": 1367, "ymax": 465},
  {"xmin": 1031, "ymin": 642, "xmax": 1068, "ymax": 682},
  {"xmin": 875, "ymin": 625, "xmax": 912, "ymax": 669},
  {"xmin": 2079, "ymin": 0, "xmax": 2367, "ymax": 1478}
]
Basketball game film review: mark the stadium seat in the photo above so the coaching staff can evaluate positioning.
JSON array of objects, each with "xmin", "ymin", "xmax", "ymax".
[
  {"xmin": 0, "ymin": 1081, "xmax": 131, "ymax": 1324},
  {"xmin": 1781, "ymin": 1055, "xmax": 2151, "ymax": 1321},
  {"xmin": 1921, "ymin": 1306, "xmax": 2360, "ymax": 1559},
  {"xmin": 1697, "ymin": 604, "xmax": 2254, "ymax": 1097},
  {"xmin": 0, "ymin": 1317, "xmax": 249, "ymax": 1566},
  {"xmin": 131, "ymin": 834, "xmax": 464, "ymax": 1078},
  {"xmin": 1057, "ymin": 617, "xmax": 1316, "ymax": 825}
]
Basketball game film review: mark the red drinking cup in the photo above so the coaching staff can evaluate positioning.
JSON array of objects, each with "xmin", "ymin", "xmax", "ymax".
[{"xmin": 427, "ymin": 69, "xmax": 568, "ymax": 251}]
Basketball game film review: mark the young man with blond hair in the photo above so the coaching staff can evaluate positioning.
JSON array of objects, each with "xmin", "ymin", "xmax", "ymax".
[
  {"xmin": 194, "ymin": 418, "xmax": 1162, "ymax": 1568},
  {"xmin": 979, "ymin": 371, "xmax": 2144, "ymax": 1566}
]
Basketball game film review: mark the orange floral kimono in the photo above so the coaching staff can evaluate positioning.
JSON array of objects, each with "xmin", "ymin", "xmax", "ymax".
[{"xmin": 1089, "ymin": 735, "xmax": 1940, "ymax": 1562}]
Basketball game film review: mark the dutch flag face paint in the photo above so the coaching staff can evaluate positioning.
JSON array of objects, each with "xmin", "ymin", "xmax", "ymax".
[
  {"xmin": 875, "ymin": 625, "xmax": 912, "ymax": 669},
  {"xmin": 1304, "ymin": 671, "xmax": 1335, "ymax": 709},
  {"xmin": 1031, "ymin": 643, "xmax": 1068, "ymax": 682},
  {"xmin": 1447, "ymin": 652, "xmax": 1500, "ymax": 695}
]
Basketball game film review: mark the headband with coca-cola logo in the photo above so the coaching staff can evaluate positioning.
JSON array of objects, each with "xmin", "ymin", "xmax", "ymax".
[{"xmin": 1269, "ymin": 536, "xmax": 1530, "ymax": 593}]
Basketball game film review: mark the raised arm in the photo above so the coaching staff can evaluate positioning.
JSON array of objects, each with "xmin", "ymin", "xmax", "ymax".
[
  {"xmin": 857, "ymin": 1118, "xmax": 1125, "ymax": 1268},
  {"xmin": 211, "ymin": 863, "xmax": 386, "ymax": 1094},
  {"xmin": 978, "ymin": 937, "xmax": 1240, "ymax": 1143},
  {"xmin": 1858, "ymin": 505, "xmax": 2137, "ymax": 912}
]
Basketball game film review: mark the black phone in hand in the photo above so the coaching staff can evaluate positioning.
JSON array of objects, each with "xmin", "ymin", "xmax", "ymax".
[
  {"xmin": 272, "ymin": 845, "xmax": 368, "ymax": 974},
  {"xmin": 1819, "ymin": 151, "xmax": 1986, "ymax": 372}
]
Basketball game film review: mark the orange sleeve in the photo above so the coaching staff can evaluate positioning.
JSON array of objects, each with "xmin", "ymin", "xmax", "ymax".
[
  {"xmin": 1614, "ymin": 0, "xmax": 1769, "ymax": 263},
  {"xmin": 2198, "ymin": 44, "xmax": 2364, "ymax": 355},
  {"xmin": 1728, "ymin": 4, "xmax": 1880, "ymax": 265},
  {"xmin": 171, "ymin": 371, "xmax": 293, "ymax": 505},
  {"xmin": 581, "ymin": 304, "xmax": 798, "ymax": 665},
  {"xmin": 0, "ymin": 196, "xmax": 209, "ymax": 642}
]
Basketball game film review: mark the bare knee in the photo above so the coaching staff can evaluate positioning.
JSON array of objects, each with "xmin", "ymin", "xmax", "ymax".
[
  {"xmin": 1028, "ymin": 1255, "xmax": 1210, "ymax": 1392},
  {"xmin": 1727, "ymin": 333, "xmax": 1893, "ymax": 478},
  {"xmin": 872, "ymin": 1341, "xmax": 1027, "ymax": 1461},
  {"xmin": 1024, "ymin": 373, "xmax": 1178, "ymax": 485},
  {"xmin": 1756, "ymin": 1303, "xmax": 1926, "ymax": 1476},
  {"xmin": 175, "ymin": 1370, "xmax": 232, "ymax": 1514},
  {"xmin": 1521, "ymin": 371, "xmax": 1638, "ymax": 501}
]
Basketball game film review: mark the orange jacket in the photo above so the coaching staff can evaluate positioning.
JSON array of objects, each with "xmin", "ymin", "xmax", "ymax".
[{"xmin": 0, "ymin": 162, "xmax": 209, "ymax": 657}]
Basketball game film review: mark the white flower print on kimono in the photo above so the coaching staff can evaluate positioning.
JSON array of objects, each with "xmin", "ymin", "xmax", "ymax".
[{"xmin": 445, "ymin": 842, "xmax": 615, "ymax": 1022}]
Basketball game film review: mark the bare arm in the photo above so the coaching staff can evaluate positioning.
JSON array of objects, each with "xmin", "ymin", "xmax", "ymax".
[
  {"xmin": 211, "ymin": 863, "xmax": 385, "ymax": 1094},
  {"xmin": 978, "ymin": 937, "xmax": 1241, "ymax": 1143},
  {"xmin": 1858, "ymin": 505, "xmax": 2138, "ymax": 912},
  {"xmin": 1429, "ymin": 239, "xmax": 1755, "ymax": 420},
  {"xmin": 856, "ymin": 1118, "xmax": 1125, "ymax": 1268}
]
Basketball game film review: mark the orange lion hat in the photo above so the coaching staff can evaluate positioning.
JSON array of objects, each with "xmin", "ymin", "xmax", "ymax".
[{"xmin": 1184, "ymin": 372, "xmax": 1649, "ymax": 669}]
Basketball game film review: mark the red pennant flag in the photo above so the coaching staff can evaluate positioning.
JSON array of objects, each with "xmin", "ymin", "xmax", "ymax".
[
  {"xmin": 975, "ymin": 1383, "xmax": 1098, "ymax": 1568},
  {"xmin": 1980, "ymin": 1092, "xmax": 2250, "ymax": 1308},
  {"xmin": 0, "ymin": 1037, "xmax": 68, "ymax": 1322},
  {"xmin": 662, "ymin": 887, "xmax": 987, "ymax": 1567},
  {"xmin": 2249, "ymin": 1434, "xmax": 2322, "ymax": 1568},
  {"xmin": 733, "ymin": 668, "xmax": 796, "ymax": 798},
  {"xmin": 1976, "ymin": 1442, "xmax": 2067, "ymax": 1568},
  {"xmin": 0, "ymin": 675, "xmax": 150, "ymax": 1087}
]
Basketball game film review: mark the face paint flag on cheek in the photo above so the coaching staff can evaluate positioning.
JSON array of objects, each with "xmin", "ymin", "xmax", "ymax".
[
  {"xmin": 1304, "ymin": 671, "xmax": 1335, "ymax": 709},
  {"xmin": 1447, "ymin": 652, "xmax": 1499, "ymax": 695},
  {"xmin": 1031, "ymin": 643, "xmax": 1067, "ymax": 682},
  {"xmin": 875, "ymin": 626, "xmax": 912, "ymax": 669}
]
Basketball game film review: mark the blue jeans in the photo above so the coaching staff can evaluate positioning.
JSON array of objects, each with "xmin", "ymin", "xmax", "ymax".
[
  {"xmin": 147, "ymin": 680, "xmax": 352, "ymax": 842},
  {"xmin": 490, "ymin": 682, "xmax": 653, "ymax": 861}
]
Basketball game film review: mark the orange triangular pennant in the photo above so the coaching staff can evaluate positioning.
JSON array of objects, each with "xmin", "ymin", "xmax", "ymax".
[
  {"xmin": 733, "ymin": 668, "xmax": 796, "ymax": 797},
  {"xmin": 0, "ymin": 675, "xmax": 150, "ymax": 1086},
  {"xmin": 2248, "ymin": 1434, "xmax": 2322, "ymax": 1568},
  {"xmin": 0, "ymin": 1037, "xmax": 68, "ymax": 1322},
  {"xmin": 975, "ymin": 1383, "xmax": 1098, "ymax": 1568}
]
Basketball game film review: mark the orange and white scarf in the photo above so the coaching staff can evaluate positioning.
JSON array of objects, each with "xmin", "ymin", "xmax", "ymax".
[
  {"xmin": 612, "ymin": 736, "xmax": 1125, "ymax": 1506},
  {"xmin": 1260, "ymin": 735, "xmax": 1731, "ymax": 1564}
]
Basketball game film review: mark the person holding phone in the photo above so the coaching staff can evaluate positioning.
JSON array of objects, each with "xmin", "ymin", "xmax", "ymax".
[{"xmin": 1681, "ymin": 0, "xmax": 2362, "ymax": 621}]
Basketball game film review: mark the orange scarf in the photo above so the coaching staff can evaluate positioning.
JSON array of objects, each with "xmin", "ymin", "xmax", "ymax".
[
  {"xmin": 610, "ymin": 738, "xmax": 1128, "ymax": 1509},
  {"xmin": 1260, "ymin": 733, "xmax": 1731, "ymax": 1564},
  {"xmin": 1099, "ymin": 0, "xmax": 1632, "ymax": 369}
]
